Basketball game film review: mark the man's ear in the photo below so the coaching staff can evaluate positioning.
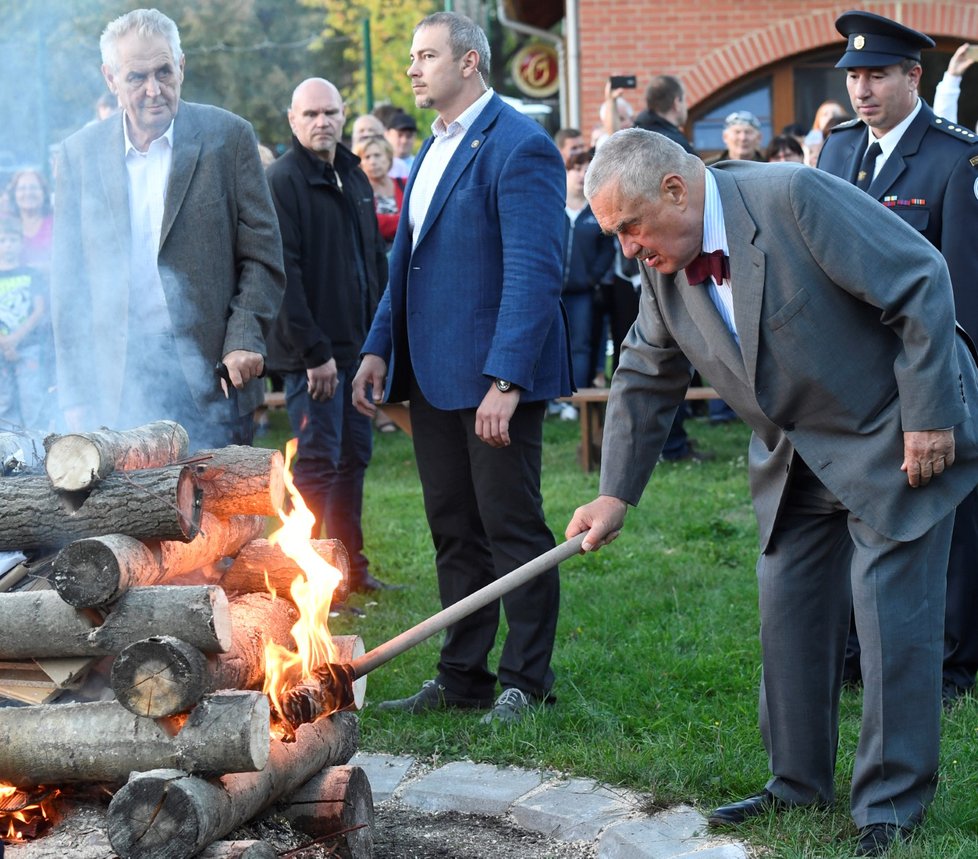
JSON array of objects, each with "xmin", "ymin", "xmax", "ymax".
[
  {"xmin": 661, "ymin": 174, "xmax": 687, "ymax": 207},
  {"xmin": 461, "ymin": 49, "xmax": 480, "ymax": 78},
  {"xmin": 101, "ymin": 65, "xmax": 118, "ymax": 95}
]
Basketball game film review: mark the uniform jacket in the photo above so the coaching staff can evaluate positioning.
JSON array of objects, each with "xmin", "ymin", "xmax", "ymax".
[
  {"xmin": 51, "ymin": 101, "xmax": 285, "ymax": 424},
  {"xmin": 599, "ymin": 162, "xmax": 978, "ymax": 549},
  {"xmin": 265, "ymin": 137, "xmax": 388, "ymax": 373},
  {"xmin": 818, "ymin": 101, "xmax": 978, "ymax": 337},
  {"xmin": 361, "ymin": 93, "xmax": 573, "ymax": 409}
]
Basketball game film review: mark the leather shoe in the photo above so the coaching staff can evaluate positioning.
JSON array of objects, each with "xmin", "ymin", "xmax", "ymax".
[
  {"xmin": 855, "ymin": 823, "xmax": 910, "ymax": 856},
  {"xmin": 349, "ymin": 572, "xmax": 404, "ymax": 593},
  {"xmin": 708, "ymin": 790, "xmax": 786, "ymax": 827},
  {"xmin": 376, "ymin": 680, "xmax": 494, "ymax": 714}
]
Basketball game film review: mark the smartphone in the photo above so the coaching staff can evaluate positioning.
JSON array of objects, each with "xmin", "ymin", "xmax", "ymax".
[
  {"xmin": 966, "ymin": 45, "xmax": 978, "ymax": 62},
  {"xmin": 609, "ymin": 75, "xmax": 637, "ymax": 90}
]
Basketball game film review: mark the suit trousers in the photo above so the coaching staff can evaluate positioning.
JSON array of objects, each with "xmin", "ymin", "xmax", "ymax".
[
  {"xmin": 408, "ymin": 378, "xmax": 559, "ymax": 701},
  {"xmin": 758, "ymin": 456, "xmax": 951, "ymax": 828}
]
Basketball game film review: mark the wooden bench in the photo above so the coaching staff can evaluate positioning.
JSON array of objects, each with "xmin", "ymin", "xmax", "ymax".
[{"xmin": 559, "ymin": 386, "xmax": 721, "ymax": 473}]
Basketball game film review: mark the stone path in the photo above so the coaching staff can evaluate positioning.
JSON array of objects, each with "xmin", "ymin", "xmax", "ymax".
[{"xmin": 351, "ymin": 753, "xmax": 750, "ymax": 858}]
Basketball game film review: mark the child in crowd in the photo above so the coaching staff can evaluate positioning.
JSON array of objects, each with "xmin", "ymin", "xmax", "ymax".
[{"xmin": 0, "ymin": 216, "xmax": 53, "ymax": 430}]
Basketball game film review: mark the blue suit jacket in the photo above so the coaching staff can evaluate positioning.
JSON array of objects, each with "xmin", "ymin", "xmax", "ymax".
[
  {"xmin": 361, "ymin": 94, "xmax": 572, "ymax": 409},
  {"xmin": 818, "ymin": 102, "xmax": 978, "ymax": 339}
]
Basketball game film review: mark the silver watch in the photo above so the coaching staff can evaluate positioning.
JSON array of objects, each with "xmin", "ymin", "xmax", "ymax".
[{"xmin": 494, "ymin": 378, "xmax": 513, "ymax": 393}]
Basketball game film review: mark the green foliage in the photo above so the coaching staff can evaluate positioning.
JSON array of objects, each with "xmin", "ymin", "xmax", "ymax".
[{"xmin": 257, "ymin": 410, "xmax": 978, "ymax": 858}]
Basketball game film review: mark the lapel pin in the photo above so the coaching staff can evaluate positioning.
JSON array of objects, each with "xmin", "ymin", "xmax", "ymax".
[{"xmin": 471, "ymin": 140, "xmax": 480, "ymax": 149}]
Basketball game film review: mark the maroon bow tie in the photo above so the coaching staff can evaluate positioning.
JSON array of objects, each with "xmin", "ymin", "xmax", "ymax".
[{"xmin": 684, "ymin": 250, "xmax": 730, "ymax": 285}]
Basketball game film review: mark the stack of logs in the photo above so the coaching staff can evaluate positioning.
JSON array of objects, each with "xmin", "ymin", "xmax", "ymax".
[{"xmin": 0, "ymin": 421, "xmax": 372, "ymax": 859}]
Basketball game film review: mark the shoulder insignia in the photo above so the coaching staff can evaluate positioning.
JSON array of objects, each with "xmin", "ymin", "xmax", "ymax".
[
  {"xmin": 932, "ymin": 116, "xmax": 977, "ymax": 141},
  {"xmin": 828, "ymin": 117, "xmax": 863, "ymax": 133}
]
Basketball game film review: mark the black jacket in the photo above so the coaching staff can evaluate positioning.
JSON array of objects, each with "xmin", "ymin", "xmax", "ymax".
[
  {"xmin": 562, "ymin": 204, "xmax": 615, "ymax": 294},
  {"xmin": 265, "ymin": 137, "xmax": 388, "ymax": 372},
  {"xmin": 633, "ymin": 111, "xmax": 695, "ymax": 154}
]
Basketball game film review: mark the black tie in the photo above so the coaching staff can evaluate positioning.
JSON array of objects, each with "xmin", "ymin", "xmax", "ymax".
[{"xmin": 855, "ymin": 141, "xmax": 881, "ymax": 191}]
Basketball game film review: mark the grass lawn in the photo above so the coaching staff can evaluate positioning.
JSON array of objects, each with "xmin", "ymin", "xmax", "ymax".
[{"xmin": 256, "ymin": 409, "xmax": 978, "ymax": 858}]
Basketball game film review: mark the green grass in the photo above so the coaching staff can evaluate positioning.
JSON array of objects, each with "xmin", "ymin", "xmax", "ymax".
[{"xmin": 256, "ymin": 410, "xmax": 978, "ymax": 858}]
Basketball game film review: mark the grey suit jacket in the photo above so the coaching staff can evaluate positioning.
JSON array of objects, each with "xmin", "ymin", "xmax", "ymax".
[
  {"xmin": 599, "ymin": 161, "xmax": 978, "ymax": 548},
  {"xmin": 52, "ymin": 101, "xmax": 285, "ymax": 425}
]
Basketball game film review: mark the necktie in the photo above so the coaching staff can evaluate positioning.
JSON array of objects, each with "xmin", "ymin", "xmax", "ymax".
[
  {"xmin": 855, "ymin": 141, "xmax": 881, "ymax": 191},
  {"xmin": 684, "ymin": 250, "xmax": 730, "ymax": 286}
]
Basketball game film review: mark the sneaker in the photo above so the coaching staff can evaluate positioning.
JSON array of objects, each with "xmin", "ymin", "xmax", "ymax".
[
  {"xmin": 376, "ymin": 680, "xmax": 492, "ymax": 714},
  {"xmin": 546, "ymin": 400, "xmax": 564, "ymax": 417},
  {"xmin": 480, "ymin": 687, "xmax": 531, "ymax": 725},
  {"xmin": 559, "ymin": 403, "xmax": 579, "ymax": 422}
]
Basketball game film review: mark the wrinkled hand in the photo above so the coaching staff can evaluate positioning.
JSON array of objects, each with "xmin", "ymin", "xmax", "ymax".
[
  {"xmin": 307, "ymin": 359, "xmax": 338, "ymax": 401},
  {"xmin": 565, "ymin": 495, "xmax": 628, "ymax": 552},
  {"xmin": 948, "ymin": 43, "xmax": 976, "ymax": 77},
  {"xmin": 352, "ymin": 354, "xmax": 388, "ymax": 418},
  {"xmin": 902, "ymin": 429, "xmax": 955, "ymax": 488},
  {"xmin": 476, "ymin": 385, "xmax": 520, "ymax": 447},
  {"xmin": 221, "ymin": 349, "xmax": 264, "ymax": 395}
]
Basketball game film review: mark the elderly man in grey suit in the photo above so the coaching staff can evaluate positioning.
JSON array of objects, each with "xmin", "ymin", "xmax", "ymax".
[
  {"xmin": 566, "ymin": 129, "xmax": 978, "ymax": 857},
  {"xmin": 51, "ymin": 8, "xmax": 284, "ymax": 449}
]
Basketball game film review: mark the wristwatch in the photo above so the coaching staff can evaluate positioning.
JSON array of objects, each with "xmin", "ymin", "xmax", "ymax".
[{"xmin": 494, "ymin": 378, "xmax": 513, "ymax": 393}]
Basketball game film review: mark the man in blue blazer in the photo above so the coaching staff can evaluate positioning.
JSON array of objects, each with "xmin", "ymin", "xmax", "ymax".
[{"xmin": 353, "ymin": 11, "xmax": 572, "ymax": 724}]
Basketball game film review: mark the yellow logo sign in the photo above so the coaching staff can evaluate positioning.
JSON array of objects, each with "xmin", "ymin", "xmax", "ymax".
[{"xmin": 512, "ymin": 42, "xmax": 559, "ymax": 99}]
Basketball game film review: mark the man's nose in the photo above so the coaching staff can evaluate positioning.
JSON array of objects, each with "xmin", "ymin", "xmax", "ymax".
[
  {"xmin": 618, "ymin": 236, "xmax": 639, "ymax": 259},
  {"xmin": 145, "ymin": 76, "xmax": 160, "ymax": 97}
]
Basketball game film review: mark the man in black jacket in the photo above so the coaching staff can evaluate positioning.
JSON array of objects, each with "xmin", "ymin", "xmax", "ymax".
[
  {"xmin": 634, "ymin": 75, "xmax": 695, "ymax": 154},
  {"xmin": 266, "ymin": 77, "xmax": 392, "ymax": 595}
]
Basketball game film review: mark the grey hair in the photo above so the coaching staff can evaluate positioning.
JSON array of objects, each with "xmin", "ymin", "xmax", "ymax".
[
  {"xmin": 415, "ymin": 11, "xmax": 491, "ymax": 77},
  {"xmin": 584, "ymin": 128, "xmax": 699, "ymax": 204},
  {"xmin": 100, "ymin": 8, "xmax": 183, "ymax": 72}
]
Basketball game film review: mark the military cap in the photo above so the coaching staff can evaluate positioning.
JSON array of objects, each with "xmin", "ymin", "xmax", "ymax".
[{"xmin": 834, "ymin": 10, "xmax": 935, "ymax": 69}]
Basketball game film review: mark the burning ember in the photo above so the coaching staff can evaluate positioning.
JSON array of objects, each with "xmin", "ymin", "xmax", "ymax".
[
  {"xmin": 262, "ymin": 439, "xmax": 346, "ymax": 736},
  {"xmin": 0, "ymin": 783, "xmax": 59, "ymax": 841}
]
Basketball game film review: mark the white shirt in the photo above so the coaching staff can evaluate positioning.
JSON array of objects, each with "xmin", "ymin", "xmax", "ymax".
[
  {"xmin": 934, "ymin": 72, "xmax": 961, "ymax": 124},
  {"xmin": 865, "ymin": 98, "xmax": 923, "ymax": 183},
  {"xmin": 409, "ymin": 88, "xmax": 494, "ymax": 248},
  {"xmin": 701, "ymin": 170, "xmax": 738, "ymax": 342},
  {"xmin": 124, "ymin": 113, "xmax": 174, "ymax": 334}
]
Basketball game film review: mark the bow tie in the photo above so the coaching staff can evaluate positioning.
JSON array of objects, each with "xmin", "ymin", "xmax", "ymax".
[{"xmin": 684, "ymin": 250, "xmax": 730, "ymax": 285}]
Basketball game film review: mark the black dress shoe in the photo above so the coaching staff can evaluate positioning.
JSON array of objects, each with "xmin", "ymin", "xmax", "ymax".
[
  {"xmin": 708, "ymin": 790, "xmax": 786, "ymax": 827},
  {"xmin": 855, "ymin": 823, "xmax": 910, "ymax": 856},
  {"xmin": 349, "ymin": 572, "xmax": 405, "ymax": 593}
]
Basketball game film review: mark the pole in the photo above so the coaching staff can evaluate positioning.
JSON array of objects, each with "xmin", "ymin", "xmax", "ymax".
[{"xmin": 362, "ymin": 16, "xmax": 373, "ymax": 112}]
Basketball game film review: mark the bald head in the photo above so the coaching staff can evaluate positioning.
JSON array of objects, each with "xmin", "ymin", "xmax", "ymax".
[
  {"xmin": 352, "ymin": 113, "xmax": 386, "ymax": 147},
  {"xmin": 288, "ymin": 77, "xmax": 345, "ymax": 162}
]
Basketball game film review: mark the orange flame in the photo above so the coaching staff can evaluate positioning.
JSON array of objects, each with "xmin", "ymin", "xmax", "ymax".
[
  {"xmin": 262, "ymin": 438, "xmax": 343, "ymax": 727},
  {"xmin": 0, "ymin": 783, "xmax": 59, "ymax": 841}
]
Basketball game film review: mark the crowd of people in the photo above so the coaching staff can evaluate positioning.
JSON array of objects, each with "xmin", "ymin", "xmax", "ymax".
[{"xmin": 0, "ymin": 6, "xmax": 977, "ymax": 855}]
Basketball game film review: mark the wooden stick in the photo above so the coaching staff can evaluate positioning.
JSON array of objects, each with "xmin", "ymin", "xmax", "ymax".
[
  {"xmin": 0, "ymin": 586, "xmax": 232, "ymax": 659},
  {"xmin": 0, "ymin": 691, "xmax": 270, "ymax": 787},
  {"xmin": 106, "ymin": 712, "xmax": 359, "ymax": 859},
  {"xmin": 44, "ymin": 421, "xmax": 189, "ymax": 492}
]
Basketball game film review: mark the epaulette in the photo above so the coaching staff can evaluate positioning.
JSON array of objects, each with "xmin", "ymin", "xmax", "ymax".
[
  {"xmin": 932, "ymin": 116, "xmax": 978, "ymax": 142},
  {"xmin": 827, "ymin": 117, "xmax": 863, "ymax": 133}
]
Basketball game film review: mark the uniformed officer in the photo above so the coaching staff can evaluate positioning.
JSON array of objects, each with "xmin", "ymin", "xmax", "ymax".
[{"xmin": 819, "ymin": 10, "xmax": 978, "ymax": 710}]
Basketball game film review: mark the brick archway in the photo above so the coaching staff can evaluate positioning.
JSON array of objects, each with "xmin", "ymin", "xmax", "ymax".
[{"xmin": 682, "ymin": 2, "xmax": 978, "ymax": 108}]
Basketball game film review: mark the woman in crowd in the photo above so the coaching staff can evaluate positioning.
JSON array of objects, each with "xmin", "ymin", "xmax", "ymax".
[
  {"xmin": 6, "ymin": 169, "xmax": 53, "ymax": 272},
  {"xmin": 765, "ymin": 134, "xmax": 805, "ymax": 163},
  {"xmin": 353, "ymin": 136, "xmax": 404, "ymax": 254}
]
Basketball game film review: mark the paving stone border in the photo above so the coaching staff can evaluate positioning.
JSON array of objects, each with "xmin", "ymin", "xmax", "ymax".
[{"xmin": 351, "ymin": 753, "xmax": 749, "ymax": 859}]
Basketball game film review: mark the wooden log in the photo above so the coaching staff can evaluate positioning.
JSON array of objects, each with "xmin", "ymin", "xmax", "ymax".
[
  {"xmin": 278, "ymin": 765, "xmax": 374, "ymax": 858},
  {"xmin": 111, "ymin": 593, "xmax": 299, "ymax": 718},
  {"xmin": 0, "ymin": 586, "xmax": 232, "ymax": 659},
  {"xmin": 276, "ymin": 635, "xmax": 366, "ymax": 732},
  {"xmin": 53, "ymin": 514, "xmax": 265, "ymax": 607},
  {"xmin": 0, "ymin": 691, "xmax": 270, "ymax": 787},
  {"xmin": 222, "ymin": 538, "xmax": 350, "ymax": 600},
  {"xmin": 0, "ymin": 465, "xmax": 201, "ymax": 552},
  {"xmin": 193, "ymin": 446, "xmax": 285, "ymax": 518},
  {"xmin": 43, "ymin": 421, "xmax": 190, "ymax": 492},
  {"xmin": 106, "ymin": 711, "xmax": 359, "ymax": 859}
]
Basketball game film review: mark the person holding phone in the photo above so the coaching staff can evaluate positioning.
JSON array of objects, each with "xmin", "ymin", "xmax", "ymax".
[
  {"xmin": 594, "ymin": 76, "xmax": 636, "ymax": 148},
  {"xmin": 934, "ymin": 43, "xmax": 977, "ymax": 126}
]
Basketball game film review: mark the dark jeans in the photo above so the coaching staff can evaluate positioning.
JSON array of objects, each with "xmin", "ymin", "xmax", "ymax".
[
  {"xmin": 284, "ymin": 367, "xmax": 373, "ymax": 583},
  {"xmin": 562, "ymin": 289, "xmax": 596, "ymax": 389}
]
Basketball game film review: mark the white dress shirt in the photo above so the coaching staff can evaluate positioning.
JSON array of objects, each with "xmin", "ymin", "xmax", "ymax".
[
  {"xmin": 864, "ymin": 98, "xmax": 923, "ymax": 184},
  {"xmin": 124, "ymin": 114, "xmax": 174, "ymax": 334},
  {"xmin": 701, "ymin": 169, "xmax": 738, "ymax": 343},
  {"xmin": 409, "ymin": 88, "xmax": 494, "ymax": 248}
]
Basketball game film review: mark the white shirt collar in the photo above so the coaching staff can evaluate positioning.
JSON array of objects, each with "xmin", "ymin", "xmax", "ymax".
[
  {"xmin": 123, "ymin": 111, "xmax": 175, "ymax": 156},
  {"xmin": 701, "ymin": 169, "xmax": 728, "ymax": 255},
  {"xmin": 869, "ymin": 97, "xmax": 922, "ymax": 160},
  {"xmin": 430, "ymin": 88, "xmax": 494, "ymax": 140}
]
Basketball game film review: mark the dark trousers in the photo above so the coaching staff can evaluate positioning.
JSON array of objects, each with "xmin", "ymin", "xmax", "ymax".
[
  {"xmin": 408, "ymin": 378, "xmax": 560, "ymax": 701},
  {"xmin": 284, "ymin": 367, "xmax": 373, "ymax": 584}
]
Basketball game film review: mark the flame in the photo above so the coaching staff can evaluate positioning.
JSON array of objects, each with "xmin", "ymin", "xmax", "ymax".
[
  {"xmin": 262, "ymin": 438, "xmax": 343, "ymax": 729},
  {"xmin": 0, "ymin": 783, "xmax": 59, "ymax": 841}
]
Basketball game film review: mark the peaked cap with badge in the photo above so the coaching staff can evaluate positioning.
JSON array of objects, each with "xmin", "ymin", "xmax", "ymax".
[{"xmin": 834, "ymin": 10, "xmax": 935, "ymax": 68}]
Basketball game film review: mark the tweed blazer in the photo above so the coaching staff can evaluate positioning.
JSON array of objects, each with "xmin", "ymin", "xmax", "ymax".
[
  {"xmin": 51, "ymin": 101, "xmax": 285, "ymax": 425},
  {"xmin": 599, "ymin": 161, "xmax": 978, "ymax": 548}
]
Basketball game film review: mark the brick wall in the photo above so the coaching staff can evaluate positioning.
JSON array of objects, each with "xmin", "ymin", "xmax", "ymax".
[{"xmin": 576, "ymin": 0, "xmax": 978, "ymax": 132}]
